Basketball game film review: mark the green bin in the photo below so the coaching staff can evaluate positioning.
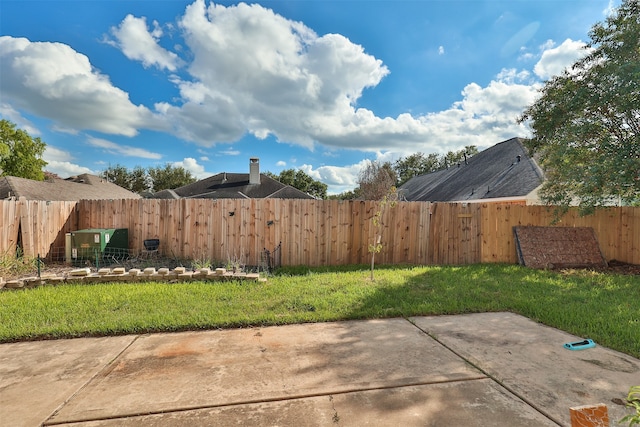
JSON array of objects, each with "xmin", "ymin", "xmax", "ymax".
[{"xmin": 70, "ymin": 228, "xmax": 128, "ymax": 266}]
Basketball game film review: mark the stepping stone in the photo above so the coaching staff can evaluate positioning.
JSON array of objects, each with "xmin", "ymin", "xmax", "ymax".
[
  {"xmin": 69, "ymin": 268, "xmax": 91, "ymax": 277},
  {"xmin": 5, "ymin": 280, "xmax": 24, "ymax": 289}
]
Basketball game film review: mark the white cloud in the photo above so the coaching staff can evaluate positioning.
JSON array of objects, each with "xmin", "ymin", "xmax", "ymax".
[
  {"xmin": 0, "ymin": 104, "xmax": 39, "ymax": 136},
  {"xmin": 218, "ymin": 148, "xmax": 240, "ymax": 156},
  {"xmin": 310, "ymin": 74, "xmax": 538, "ymax": 157},
  {"xmin": 300, "ymin": 152, "xmax": 398, "ymax": 195},
  {"xmin": 45, "ymin": 161, "xmax": 95, "ymax": 178},
  {"xmin": 108, "ymin": 14, "xmax": 183, "ymax": 71},
  {"xmin": 300, "ymin": 162, "xmax": 364, "ymax": 195},
  {"xmin": 87, "ymin": 136, "xmax": 162, "ymax": 159},
  {"xmin": 159, "ymin": 0, "xmax": 389, "ymax": 148},
  {"xmin": 534, "ymin": 38, "xmax": 589, "ymax": 80},
  {"xmin": 438, "ymin": 45, "xmax": 445, "ymax": 55},
  {"xmin": 43, "ymin": 146, "xmax": 72, "ymax": 162},
  {"xmin": 0, "ymin": 1, "xmax": 592, "ymax": 193},
  {"xmin": 0, "ymin": 36, "xmax": 164, "ymax": 136},
  {"xmin": 276, "ymin": 160, "xmax": 287, "ymax": 167},
  {"xmin": 495, "ymin": 68, "xmax": 532, "ymax": 85},
  {"xmin": 172, "ymin": 157, "xmax": 209, "ymax": 179},
  {"xmin": 43, "ymin": 146, "xmax": 95, "ymax": 177},
  {"xmin": 154, "ymin": 0, "xmax": 541, "ymax": 159}
]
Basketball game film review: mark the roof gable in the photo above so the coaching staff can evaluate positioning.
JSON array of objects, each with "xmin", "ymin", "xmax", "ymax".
[{"xmin": 399, "ymin": 138, "xmax": 544, "ymax": 202}]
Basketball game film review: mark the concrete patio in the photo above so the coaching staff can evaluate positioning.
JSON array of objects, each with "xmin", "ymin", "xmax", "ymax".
[{"xmin": 1, "ymin": 312, "xmax": 638, "ymax": 426}]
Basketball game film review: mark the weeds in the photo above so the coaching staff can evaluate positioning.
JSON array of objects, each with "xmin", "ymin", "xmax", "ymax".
[
  {"xmin": 225, "ymin": 250, "xmax": 246, "ymax": 273},
  {"xmin": 191, "ymin": 253, "xmax": 215, "ymax": 270},
  {"xmin": 620, "ymin": 386, "xmax": 640, "ymax": 426},
  {"xmin": 0, "ymin": 249, "xmax": 38, "ymax": 279}
]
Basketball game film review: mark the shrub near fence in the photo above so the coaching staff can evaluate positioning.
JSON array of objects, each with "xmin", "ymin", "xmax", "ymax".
[{"xmin": 1, "ymin": 199, "xmax": 638, "ymax": 267}]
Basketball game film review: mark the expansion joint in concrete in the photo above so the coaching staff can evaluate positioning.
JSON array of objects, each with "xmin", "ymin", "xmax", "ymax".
[
  {"xmin": 41, "ymin": 376, "xmax": 488, "ymax": 426},
  {"xmin": 43, "ymin": 335, "xmax": 141, "ymax": 426},
  {"xmin": 404, "ymin": 317, "xmax": 565, "ymax": 427}
]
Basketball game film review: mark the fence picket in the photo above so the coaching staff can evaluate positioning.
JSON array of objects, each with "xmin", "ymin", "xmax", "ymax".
[{"xmin": 1, "ymin": 199, "xmax": 638, "ymax": 267}]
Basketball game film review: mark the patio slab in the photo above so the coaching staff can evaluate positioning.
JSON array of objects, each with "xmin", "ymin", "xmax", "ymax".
[
  {"xmin": 53, "ymin": 379, "xmax": 556, "ymax": 426},
  {"xmin": 47, "ymin": 318, "xmax": 484, "ymax": 424},
  {"xmin": 2, "ymin": 313, "xmax": 636, "ymax": 426},
  {"xmin": 411, "ymin": 312, "xmax": 640, "ymax": 426},
  {"xmin": 0, "ymin": 336, "xmax": 136, "ymax": 427}
]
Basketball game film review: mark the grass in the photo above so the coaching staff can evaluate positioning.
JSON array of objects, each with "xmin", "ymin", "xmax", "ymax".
[{"xmin": 1, "ymin": 264, "xmax": 639, "ymax": 358}]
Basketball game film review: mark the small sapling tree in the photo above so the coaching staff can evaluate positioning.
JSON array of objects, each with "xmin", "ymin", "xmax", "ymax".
[{"xmin": 368, "ymin": 186, "xmax": 398, "ymax": 281}]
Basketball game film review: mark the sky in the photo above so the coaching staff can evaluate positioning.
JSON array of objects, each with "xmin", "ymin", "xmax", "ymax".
[{"xmin": 0, "ymin": 0, "xmax": 620, "ymax": 194}]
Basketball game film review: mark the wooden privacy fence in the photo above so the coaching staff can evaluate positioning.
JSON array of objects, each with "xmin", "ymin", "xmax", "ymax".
[
  {"xmin": 1, "ymin": 199, "xmax": 639, "ymax": 267},
  {"xmin": 0, "ymin": 200, "xmax": 78, "ymax": 260}
]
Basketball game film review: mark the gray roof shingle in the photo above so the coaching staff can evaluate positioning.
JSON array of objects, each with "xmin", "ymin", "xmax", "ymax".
[
  {"xmin": 0, "ymin": 174, "xmax": 142, "ymax": 201},
  {"xmin": 152, "ymin": 173, "xmax": 314, "ymax": 199},
  {"xmin": 399, "ymin": 138, "xmax": 544, "ymax": 202}
]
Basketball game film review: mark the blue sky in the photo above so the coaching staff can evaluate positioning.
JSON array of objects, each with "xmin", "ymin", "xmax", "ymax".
[{"xmin": 0, "ymin": 0, "xmax": 619, "ymax": 194}]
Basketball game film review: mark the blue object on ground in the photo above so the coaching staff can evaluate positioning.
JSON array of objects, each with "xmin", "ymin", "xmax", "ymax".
[{"xmin": 563, "ymin": 339, "xmax": 596, "ymax": 350}]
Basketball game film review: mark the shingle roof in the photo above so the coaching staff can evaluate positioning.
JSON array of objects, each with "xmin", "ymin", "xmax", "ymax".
[
  {"xmin": 152, "ymin": 173, "xmax": 314, "ymax": 200},
  {"xmin": 399, "ymin": 138, "xmax": 544, "ymax": 202},
  {"xmin": 0, "ymin": 174, "xmax": 142, "ymax": 201}
]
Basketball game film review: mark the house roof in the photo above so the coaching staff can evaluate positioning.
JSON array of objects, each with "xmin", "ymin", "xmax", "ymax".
[
  {"xmin": 152, "ymin": 173, "xmax": 315, "ymax": 200},
  {"xmin": 399, "ymin": 137, "xmax": 544, "ymax": 202},
  {"xmin": 0, "ymin": 174, "xmax": 142, "ymax": 201}
]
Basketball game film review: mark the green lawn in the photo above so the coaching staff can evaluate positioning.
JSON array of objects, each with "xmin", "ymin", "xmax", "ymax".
[{"xmin": 1, "ymin": 264, "xmax": 639, "ymax": 358}]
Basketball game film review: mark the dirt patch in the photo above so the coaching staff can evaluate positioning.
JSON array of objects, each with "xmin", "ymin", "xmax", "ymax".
[
  {"xmin": 1, "ymin": 256, "xmax": 194, "ymax": 283},
  {"xmin": 582, "ymin": 259, "xmax": 640, "ymax": 276}
]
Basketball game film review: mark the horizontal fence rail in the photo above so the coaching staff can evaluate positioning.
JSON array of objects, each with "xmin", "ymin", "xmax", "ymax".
[{"xmin": 1, "ymin": 199, "xmax": 638, "ymax": 267}]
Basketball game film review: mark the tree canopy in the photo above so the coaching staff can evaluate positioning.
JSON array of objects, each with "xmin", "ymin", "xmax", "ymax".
[
  {"xmin": 265, "ymin": 168, "xmax": 328, "ymax": 199},
  {"xmin": 519, "ymin": 0, "xmax": 640, "ymax": 211},
  {"xmin": 101, "ymin": 163, "xmax": 196, "ymax": 193},
  {"xmin": 145, "ymin": 164, "xmax": 197, "ymax": 192},
  {"xmin": 357, "ymin": 161, "xmax": 397, "ymax": 200},
  {"xmin": 394, "ymin": 146, "xmax": 478, "ymax": 187},
  {"xmin": 102, "ymin": 165, "xmax": 150, "ymax": 193},
  {"xmin": 0, "ymin": 119, "xmax": 48, "ymax": 181}
]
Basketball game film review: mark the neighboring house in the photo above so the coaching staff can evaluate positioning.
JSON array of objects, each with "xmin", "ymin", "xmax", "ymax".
[
  {"xmin": 399, "ymin": 137, "xmax": 544, "ymax": 204},
  {"xmin": 0, "ymin": 173, "xmax": 142, "ymax": 201},
  {"xmin": 152, "ymin": 158, "xmax": 315, "ymax": 200}
]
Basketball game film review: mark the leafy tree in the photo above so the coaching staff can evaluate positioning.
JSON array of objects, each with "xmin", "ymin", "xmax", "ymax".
[
  {"xmin": 357, "ymin": 161, "xmax": 396, "ymax": 200},
  {"xmin": 327, "ymin": 188, "xmax": 361, "ymax": 200},
  {"xmin": 394, "ymin": 152, "xmax": 441, "ymax": 186},
  {"xmin": 393, "ymin": 146, "xmax": 478, "ymax": 186},
  {"xmin": 442, "ymin": 145, "xmax": 479, "ymax": 169},
  {"xmin": 102, "ymin": 163, "xmax": 195, "ymax": 193},
  {"xmin": 128, "ymin": 166, "xmax": 150, "ymax": 193},
  {"xmin": 147, "ymin": 163, "xmax": 196, "ymax": 192},
  {"xmin": 266, "ymin": 168, "xmax": 328, "ymax": 199},
  {"xmin": 102, "ymin": 164, "xmax": 149, "ymax": 193},
  {"xmin": 0, "ymin": 119, "xmax": 47, "ymax": 180},
  {"xmin": 519, "ymin": 0, "xmax": 640, "ymax": 212},
  {"xmin": 101, "ymin": 164, "xmax": 132, "ymax": 190}
]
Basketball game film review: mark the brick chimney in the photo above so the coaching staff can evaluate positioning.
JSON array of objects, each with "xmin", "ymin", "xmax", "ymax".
[{"xmin": 249, "ymin": 157, "xmax": 260, "ymax": 185}]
